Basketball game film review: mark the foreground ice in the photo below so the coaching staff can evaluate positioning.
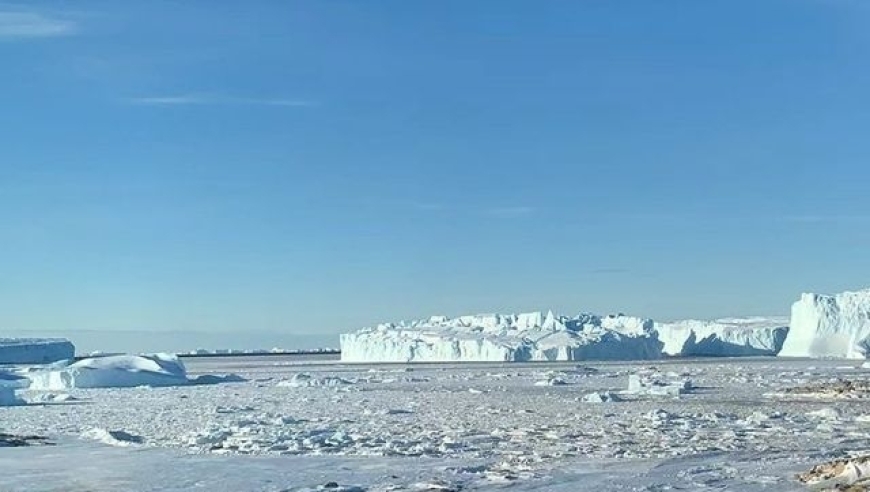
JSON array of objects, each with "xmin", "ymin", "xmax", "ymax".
[
  {"xmin": 0, "ymin": 338, "xmax": 74, "ymax": 364},
  {"xmin": 780, "ymin": 288, "xmax": 870, "ymax": 359},
  {"xmin": 3, "ymin": 356, "xmax": 868, "ymax": 490}
]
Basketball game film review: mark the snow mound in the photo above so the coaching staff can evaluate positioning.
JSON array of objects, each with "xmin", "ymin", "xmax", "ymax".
[
  {"xmin": 799, "ymin": 456, "xmax": 870, "ymax": 489},
  {"xmin": 82, "ymin": 428, "xmax": 144, "ymax": 447},
  {"xmin": 277, "ymin": 373, "xmax": 354, "ymax": 388},
  {"xmin": 0, "ymin": 338, "xmax": 74, "ymax": 364},
  {"xmin": 655, "ymin": 317, "xmax": 789, "ymax": 357},
  {"xmin": 624, "ymin": 373, "xmax": 693, "ymax": 397},
  {"xmin": 779, "ymin": 289, "xmax": 870, "ymax": 359},
  {"xmin": 340, "ymin": 311, "xmax": 663, "ymax": 363},
  {"xmin": 582, "ymin": 391, "xmax": 622, "ymax": 403},
  {"xmin": 24, "ymin": 353, "xmax": 244, "ymax": 390}
]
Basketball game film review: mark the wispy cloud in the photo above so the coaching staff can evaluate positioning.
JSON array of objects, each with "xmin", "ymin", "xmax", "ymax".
[
  {"xmin": 0, "ymin": 11, "xmax": 77, "ymax": 39},
  {"xmin": 125, "ymin": 94, "xmax": 316, "ymax": 108},
  {"xmin": 482, "ymin": 206, "xmax": 535, "ymax": 219}
]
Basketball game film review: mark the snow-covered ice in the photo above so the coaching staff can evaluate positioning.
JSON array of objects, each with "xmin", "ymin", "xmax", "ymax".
[
  {"xmin": 22, "ymin": 353, "xmax": 243, "ymax": 390},
  {"xmin": 340, "ymin": 311, "xmax": 663, "ymax": 362},
  {"xmin": 779, "ymin": 288, "xmax": 870, "ymax": 359},
  {"xmin": 0, "ymin": 338, "xmax": 74, "ymax": 364},
  {"xmin": 2, "ymin": 354, "xmax": 869, "ymax": 490},
  {"xmin": 655, "ymin": 317, "xmax": 789, "ymax": 357}
]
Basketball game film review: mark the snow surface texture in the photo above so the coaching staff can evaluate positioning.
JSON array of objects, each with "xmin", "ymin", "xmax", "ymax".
[
  {"xmin": 780, "ymin": 289, "xmax": 870, "ymax": 359},
  {"xmin": 0, "ymin": 338, "xmax": 74, "ymax": 364},
  {"xmin": 341, "ymin": 311, "xmax": 789, "ymax": 362},
  {"xmin": 655, "ymin": 317, "xmax": 789, "ymax": 357},
  {"xmin": 3, "ymin": 356, "xmax": 868, "ymax": 491},
  {"xmin": 23, "ymin": 353, "xmax": 243, "ymax": 390},
  {"xmin": 341, "ymin": 312, "xmax": 663, "ymax": 363}
]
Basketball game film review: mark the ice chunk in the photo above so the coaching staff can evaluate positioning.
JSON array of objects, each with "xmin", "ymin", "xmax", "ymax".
[{"xmin": 779, "ymin": 289, "xmax": 870, "ymax": 359}]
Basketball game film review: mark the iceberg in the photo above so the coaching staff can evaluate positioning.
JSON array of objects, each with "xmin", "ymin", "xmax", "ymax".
[
  {"xmin": 340, "ymin": 311, "xmax": 664, "ymax": 363},
  {"xmin": 0, "ymin": 338, "xmax": 75, "ymax": 364},
  {"xmin": 655, "ymin": 317, "xmax": 789, "ymax": 357},
  {"xmin": 26, "ymin": 353, "xmax": 189, "ymax": 390},
  {"xmin": 779, "ymin": 289, "xmax": 870, "ymax": 359}
]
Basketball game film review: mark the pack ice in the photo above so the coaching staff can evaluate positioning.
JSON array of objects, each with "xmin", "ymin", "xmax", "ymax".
[
  {"xmin": 0, "ymin": 338, "xmax": 75, "ymax": 364},
  {"xmin": 655, "ymin": 317, "xmax": 789, "ymax": 357},
  {"xmin": 340, "ymin": 311, "xmax": 663, "ymax": 362},
  {"xmin": 779, "ymin": 288, "xmax": 870, "ymax": 358}
]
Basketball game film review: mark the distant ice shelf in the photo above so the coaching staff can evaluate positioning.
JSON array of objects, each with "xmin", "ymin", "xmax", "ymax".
[
  {"xmin": 340, "ymin": 311, "xmax": 661, "ymax": 363},
  {"xmin": 340, "ymin": 311, "xmax": 789, "ymax": 363},
  {"xmin": 0, "ymin": 338, "xmax": 75, "ymax": 365}
]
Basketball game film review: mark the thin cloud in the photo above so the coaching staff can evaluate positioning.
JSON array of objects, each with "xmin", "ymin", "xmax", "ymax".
[
  {"xmin": 126, "ymin": 94, "xmax": 316, "ymax": 108},
  {"xmin": 483, "ymin": 206, "xmax": 535, "ymax": 218},
  {"xmin": 0, "ymin": 11, "xmax": 77, "ymax": 38}
]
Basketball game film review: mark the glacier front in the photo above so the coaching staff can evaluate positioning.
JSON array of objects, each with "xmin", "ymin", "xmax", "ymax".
[
  {"xmin": 340, "ymin": 311, "xmax": 664, "ymax": 363},
  {"xmin": 0, "ymin": 338, "xmax": 75, "ymax": 364},
  {"xmin": 779, "ymin": 289, "xmax": 870, "ymax": 359},
  {"xmin": 655, "ymin": 317, "xmax": 789, "ymax": 357}
]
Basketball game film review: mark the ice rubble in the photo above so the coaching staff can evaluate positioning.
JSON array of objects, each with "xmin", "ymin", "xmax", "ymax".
[
  {"xmin": 340, "ymin": 311, "xmax": 790, "ymax": 363},
  {"xmin": 24, "ymin": 353, "xmax": 243, "ymax": 390},
  {"xmin": 0, "ymin": 338, "xmax": 74, "ymax": 364},
  {"xmin": 779, "ymin": 289, "xmax": 870, "ymax": 359},
  {"xmin": 340, "ymin": 312, "xmax": 663, "ymax": 363},
  {"xmin": 655, "ymin": 317, "xmax": 789, "ymax": 357}
]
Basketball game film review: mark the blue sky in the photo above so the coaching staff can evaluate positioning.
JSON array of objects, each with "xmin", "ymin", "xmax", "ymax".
[{"xmin": 1, "ymin": 1, "xmax": 870, "ymax": 341}]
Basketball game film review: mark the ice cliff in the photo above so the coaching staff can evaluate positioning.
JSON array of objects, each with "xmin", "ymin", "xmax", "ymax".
[
  {"xmin": 341, "ymin": 311, "xmax": 791, "ymax": 363},
  {"xmin": 341, "ymin": 311, "xmax": 662, "ymax": 363},
  {"xmin": 779, "ymin": 289, "xmax": 870, "ymax": 359},
  {"xmin": 655, "ymin": 317, "xmax": 789, "ymax": 357},
  {"xmin": 0, "ymin": 338, "xmax": 75, "ymax": 364}
]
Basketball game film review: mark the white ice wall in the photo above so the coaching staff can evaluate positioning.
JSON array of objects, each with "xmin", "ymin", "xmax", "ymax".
[
  {"xmin": 779, "ymin": 290, "xmax": 870, "ymax": 359},
  {"xmin": 0, "ymin": 338, "xmax": 75, "ymax": 364}
]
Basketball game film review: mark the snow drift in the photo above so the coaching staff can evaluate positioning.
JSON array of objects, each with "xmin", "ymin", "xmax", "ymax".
[
  {"xmin": 24, "ymin": 353, "xmax": 244, "ymax": 390},
  {"xmin": 655, "ymin": 317, "xmax": 789, "ymax": 357},
  {"xmin": 0, "ymin": 338, "xmax": 74, "ymax": 364},
  {"xmin": 779, "ymin": 289, "xmax": 870, "ymax": 359},
  {"xmin": 340, "ymin": 311, "xmax": 664, "ymax": 363}
]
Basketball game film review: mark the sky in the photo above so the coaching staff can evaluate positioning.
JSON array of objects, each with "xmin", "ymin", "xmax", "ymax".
[{"xmin": 1, "ymin": 1, "xmax": 870, "ymax": 349}]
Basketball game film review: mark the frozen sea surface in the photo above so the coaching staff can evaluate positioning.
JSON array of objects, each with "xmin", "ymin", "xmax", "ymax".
[{"xmin": 2, "ymin": 355, "xmax": 868, "ymax": 491}]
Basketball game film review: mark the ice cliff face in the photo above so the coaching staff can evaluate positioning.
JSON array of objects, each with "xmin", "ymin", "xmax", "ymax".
[
  {"xmin": 655, "ymin": 318, "xmax": 789, "ymax": 357},
  {"xmin": 0, "ymin": 338, "xmax": 75, "ymax": 364},
  {"xmin": 779, "ymin": 289, "xmax": 870, "ymax": 359},
  {"xmin": 340, "ymin": 311, "xmax": 664, "ymax": 363},
  {"xmin": 341, "ymin": 311, "xmax": 792, "ymax": 363}
]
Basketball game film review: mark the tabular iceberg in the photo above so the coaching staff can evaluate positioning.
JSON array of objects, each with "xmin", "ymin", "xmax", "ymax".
[
  {"xmin": 340, "ymin": 311, "xmax": 664, "ymax": 363},
  {"xmin": 0, "ymin": 338, "xmax": 75, "ymax": 364},
  {"xmin": 779, "ymin": 289, "xmax": 870, "ymax": 359},
  {"xmin": 655, "ymin": 317, "xmax": 789, "ymax": 357}
]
